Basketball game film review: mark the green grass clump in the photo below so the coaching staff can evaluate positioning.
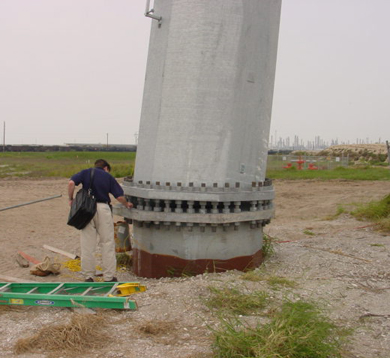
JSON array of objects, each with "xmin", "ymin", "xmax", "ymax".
[
  {"xmin": 351, "ymin": 194, "xmax": 390, "ymax": 231},
  {"xmin": 0, "ymin": 152, "xmax": 135, "ymax": 178},
  {"xmin": 377, "ymin": 217, "xmax": 390, "ymax": 231},
  {"xmin": 205, "ymin": 287, "xmax": 269, "ymax": 315},
  {"xmin": 262, "ymin": 234, "xmax": 275, "ymax": 259},
  {"xmin": 241, "ymin": 271, "xmax": 297, "ymax": 289},
  {"xmin": 352, "ymin": 194, "xmax": 390, "ymax": 220},
  {"xmin": 211, "ymin": 300, "xmax": 349, "ymax": 358},
  {"xmin": 116, "ymin": 253, "xmax": 132, "ymax": 268},
  {"xmin": 335, "ymin": 205, "xmax": 346, "ymax": 216},
  {"xmin": 325, "ymin": 204, "xmax": 352, "ymax": 221},
  {"xmin": 266, "ymin": 276, "xmax": 297, "ymax": 289},
  {"xmin": 303, "ymin": 229, "xmax": 315, "ymax": 236},
  {"xmin": 266, "ymin": 166, "xmax": 390, "ymax": 181},
  {"xmin": 241, "ymin": 270, "xmax": 264, "ymax": 282},
  {"xmin": 2, "ymin": 152, "xmax": 389, "ymax": 181}
]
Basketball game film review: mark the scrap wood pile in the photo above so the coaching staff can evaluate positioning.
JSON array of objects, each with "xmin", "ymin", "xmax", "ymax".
[
  {"xmin": 16, "ymin": 251, "xmax": 62, "ymax": 277},
  {"xmin": 15, "ymin": 245, "xmax": 133, "ymax": 280},
  {"xmin": 14, "ymin": 246, "xmax": 79, "ymax": 279}
]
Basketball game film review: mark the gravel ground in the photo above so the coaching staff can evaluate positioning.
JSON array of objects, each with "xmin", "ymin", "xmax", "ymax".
[{"xmin": 0, "ymin": 178, "xmax": 389, "ymax": 358}]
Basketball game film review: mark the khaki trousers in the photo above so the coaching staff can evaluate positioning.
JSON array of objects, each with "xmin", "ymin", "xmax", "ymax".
[{"xmin": 80, "ymin": 203, "xmax": 116, "ymax": 281}]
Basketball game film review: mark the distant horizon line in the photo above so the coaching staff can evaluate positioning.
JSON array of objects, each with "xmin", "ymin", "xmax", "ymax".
[{"xmin": 3, "ymin": 143, "xmax": 138, "ymax": 147}]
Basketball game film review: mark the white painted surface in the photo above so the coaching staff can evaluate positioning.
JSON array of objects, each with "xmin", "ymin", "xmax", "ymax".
[{"xmin": 135, "ymin": 0, "xmax": 281, "ymax": 189}]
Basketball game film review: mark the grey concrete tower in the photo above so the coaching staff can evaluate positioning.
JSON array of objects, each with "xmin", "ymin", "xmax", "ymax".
[{"xmin": 115, "ymin": 0, "xmax": 282, "ymax": 278}]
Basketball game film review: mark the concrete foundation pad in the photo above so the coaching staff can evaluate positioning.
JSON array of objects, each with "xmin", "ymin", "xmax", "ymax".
[
  {"xmin": 131, "ymin": 222, "xmax": 264, "ymax": 278},
  {"xmin": 132, "ymin": 248, "xmax": 263, "ymax": 278}
]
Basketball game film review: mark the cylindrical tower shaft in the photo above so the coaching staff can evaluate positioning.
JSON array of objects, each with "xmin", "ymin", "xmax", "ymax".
[{"xmin": 115, "ymin": 0, "xmax": 282, "ymax": 278}]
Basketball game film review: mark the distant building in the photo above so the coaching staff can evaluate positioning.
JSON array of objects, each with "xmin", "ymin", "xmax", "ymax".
[{"xmin": 4, "ymin": 143, "xmax": 137, "ymax": 152}]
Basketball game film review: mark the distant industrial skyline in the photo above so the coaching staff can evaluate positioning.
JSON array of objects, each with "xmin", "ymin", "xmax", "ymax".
[
  {"xmin": 2, "ymin": 122, "xmax": 386, "ymax": 152},
  {"xmin": 269, "ymin": 133, "xmax": 387, "ymax": 151}
]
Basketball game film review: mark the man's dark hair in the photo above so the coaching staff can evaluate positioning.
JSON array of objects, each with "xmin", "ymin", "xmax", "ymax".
[{"xmin": 94, "ymin": 159, "xmax": 111, "ymax": 172}]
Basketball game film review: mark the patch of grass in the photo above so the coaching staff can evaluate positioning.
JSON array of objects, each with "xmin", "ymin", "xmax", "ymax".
[
  {"xmin": 351, "ymin": 195, "xmax": 390, "ymax": 232},
  {"xmin": 211, "ymin": 300, "xmax": 350, "ymax": 358},
  {"xmin": 262, "ymin": 234, "xmax": 275, "ymax": 259},
  {"xmin": 205, "ymin": 286, "xmax": 269, "ymax": 315},
  {"xmin": 303, "ymin": 229, "xmax": 315, "ymax": 236},
  {"xmin": 352, "ymin": 194, "xmax": 390, "ymax": 220},
  {"xmin": 325, "ymin": 204, "xmax": 349, "ymax": 221},
  {"xmin": 335, "ymin": 205, "xmax": 346, "ymax": 216},
  {"xmin": 377, "ymin": 217, "xmax": 390, "ymax": 232},
  {"xmin": 267, "ymin": 166, "xmax": 390, "ymax": 181},
  {"xmin": 241, "ymin": 270, "xmax": 264, "ymax": 282},
  {"xmin": 241, "ymin": 271, "xmax": 297, "ymax": 289},
  {"xmin": 116, "ymin": 252, "xmax": 132, "ymax": 269},
  {"xmin": 0, "ymin": 151, "xmax": 135, "ymax": 178},
  {"xmin": 266, "ymin": 276, "xmax": 298, "ymax": 289}
]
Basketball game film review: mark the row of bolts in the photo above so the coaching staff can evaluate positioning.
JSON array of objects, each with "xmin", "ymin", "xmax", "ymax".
[
  {"xmin": 134, "ymin": 219, "xmax": 270, "ymax": 231},
  {"xmin": 129, "ymin": 180, "xmax": 273, "ymax": 191},
  {"xmin": 133, "ymin": 199, "xmax": 273, "ymax": 213}
]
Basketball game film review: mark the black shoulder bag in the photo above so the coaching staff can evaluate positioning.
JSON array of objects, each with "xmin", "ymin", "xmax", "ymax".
[{"xmin": 67, "ymin": 168, "xmax": 97, "ymax": 230}]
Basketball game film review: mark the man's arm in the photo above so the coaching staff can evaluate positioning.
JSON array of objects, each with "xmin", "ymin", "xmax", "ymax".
[
  {"xmin": 68, "ymin": 180, "xmax": 76, "ymax": 206},
  {"xmin": 116, "ymin": 196, "xmax": 133, "ymax": 209},
  {"xmin": 110, "ymin": 176, "xmax": 133, "ymax": 209}
]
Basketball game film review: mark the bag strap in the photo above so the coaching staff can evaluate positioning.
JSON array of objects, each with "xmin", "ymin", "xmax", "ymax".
[{"xmin": 88, "ymin": 168, "xmax": 95, "ymax": 195}]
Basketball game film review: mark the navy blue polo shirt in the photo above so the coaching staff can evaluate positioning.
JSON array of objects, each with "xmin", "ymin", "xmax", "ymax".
[{"xmin": 70, "ymin": 167, "xmax": 124, "ymax": 204}]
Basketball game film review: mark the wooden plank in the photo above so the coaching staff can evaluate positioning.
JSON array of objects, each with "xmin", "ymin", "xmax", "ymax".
[
  {"xmin": 43, "ymin": 245, "xmax": 79, "ymax": 259},
  {"xmin": 0, "ymin": 274, "xmax": 36, "ymax": 283},
  {"xmin": 17, "ymin": 251, "xmax": 41, "ymax": 265}
]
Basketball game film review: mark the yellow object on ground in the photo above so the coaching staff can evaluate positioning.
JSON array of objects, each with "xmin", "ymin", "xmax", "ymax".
[
  {"xmin": 63, "ymin": 258, "xmax": 103, "ymax": 273},
  {"xmin": 111, "ymin": 283, "xmax": 146, "ymax": 297},
  {"xmin": 63, "ymin": 258, "xmax": 82, "ymax": 272}
]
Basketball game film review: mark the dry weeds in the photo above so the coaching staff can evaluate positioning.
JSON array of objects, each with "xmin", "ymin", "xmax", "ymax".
[
  {"xmin": 14, "ymin": 313, "xmax": 109, "ymax": 355},
  {"xmin": 136, "ymin": 320, "xmax": 180, "ymax": 345},
  {"xmin": 0, "ymin": 305, "xmax": 26, "ymax": 314}
]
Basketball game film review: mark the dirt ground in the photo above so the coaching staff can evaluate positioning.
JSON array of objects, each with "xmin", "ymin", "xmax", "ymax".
[{"xmin": 0, "ymin": 178, "xmax": 390, "ymax": 358}]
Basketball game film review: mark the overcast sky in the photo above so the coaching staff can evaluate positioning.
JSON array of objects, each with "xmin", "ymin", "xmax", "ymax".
[{"xmin": 1, "ymin": 0, "xmax": 389, "ymax": 146}]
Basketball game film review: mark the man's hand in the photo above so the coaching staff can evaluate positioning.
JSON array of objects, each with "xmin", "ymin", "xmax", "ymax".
[
  {"xmin": 117, "ymin": 196, "xmax": 133, "ymax": 209},
  {"xmin": 124, "ymin": 201, "xmax": 133, "ymax": 209}
]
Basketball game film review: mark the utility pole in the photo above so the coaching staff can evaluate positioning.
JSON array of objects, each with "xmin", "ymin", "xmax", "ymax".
[{"xmin": 106, "ymin": 133, "xmax": 109, "ymax": 148}]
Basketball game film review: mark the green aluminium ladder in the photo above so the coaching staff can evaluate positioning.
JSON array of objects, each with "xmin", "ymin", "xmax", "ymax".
[{"xmin": 0, "ymin": 282, "xmax": 144, "ymax": 310}]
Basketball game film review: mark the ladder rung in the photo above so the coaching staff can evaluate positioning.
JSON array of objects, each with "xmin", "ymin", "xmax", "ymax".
[
  {"xmin": 104, "ymin": 283, "xmax": 119, "ymax": 296},
  {"xmin": 27, "ymin": 287, "xmax": 38, "ymax": 294},
  {"xmin": 0, "ymin": 283, "xmax": 11, "ymax": 292},
  {"xmin": 63, "ymin": 287, "xmax": 79, "ymax": 292},
  {"xmin": 47, "ymin": 283, "xmax": 65, "ymax": 295},
  {"xmin": 81, "ymin": 287, "xmax": 94, "ymax": 296}
]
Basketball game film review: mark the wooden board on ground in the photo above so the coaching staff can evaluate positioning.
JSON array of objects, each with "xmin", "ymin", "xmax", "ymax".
[
  {"xmin": 43, "ymin": 244, "xmax": 79, "ymax": 259},
  {"xmin": 17, "ymin": 251, "xmax": 41, "ymax": 265}
]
